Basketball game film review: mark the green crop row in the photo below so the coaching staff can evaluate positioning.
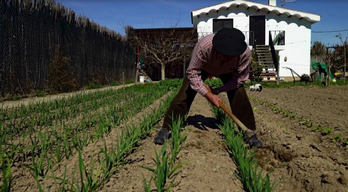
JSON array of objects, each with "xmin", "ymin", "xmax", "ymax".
[
  {"xmin": 1, "ymin": 85, "xmax": 161, "ymax": 138},
  {"xmin": 49, "ymin": 91, "xmax": 177, "ymax": 192},
  {"xmin": 249, "ymin": 96, "xmax": 348, "ymax": 148},
  {"xmin": 1, "ymin": 85, "xmax": 169, "ymax": 169},
  {"xmin": 142, "ymin": 116, "xmax": 187, "ymax": 192},
  {"xmin": 0, "ymin": 81, "xmax": 179, "ymax": 191},
  {"xmin": 211, "ymin": 106, "xmax": 279, "ymax": 192},
  {"xmin": 248, "ymin": 97, "xmax": 297, "ymax": 119}
]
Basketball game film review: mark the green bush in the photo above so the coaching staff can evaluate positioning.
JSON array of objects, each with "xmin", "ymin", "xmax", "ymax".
[
  {"xmin": 36, "ymin": 90, "xmax": 45, "ymax": 97},
  {"xmin": 87, "ymin": 82, "xmax": 102, "ymax": 89},
  {"xmin": 159, "ymin": 79, "xmax": 183, "ymax": 91},
  {"xmin": 47, "ymin": 46, "xmax": 80, "ymax": 93},
  {"xmin": 204, "ymin": 78, "xmax": 223, "ymax": 88},
  {"xmin": 125, "ymin": 80, "xmax": 135, "ymax": 84},
  {"xmin": 111, "ymin": 82, "xmax": 119, "ymax": 86}
]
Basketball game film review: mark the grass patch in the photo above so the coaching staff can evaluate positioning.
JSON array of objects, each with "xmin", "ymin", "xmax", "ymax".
[{"xmin": 87, "ymin": 82, "xmax": 102, "ymax": 89}]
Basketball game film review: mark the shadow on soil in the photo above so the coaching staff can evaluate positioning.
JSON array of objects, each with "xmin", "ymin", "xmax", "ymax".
[{"xmin": 186, "ymin": 115, "xmax": 219, "ymax": 130}]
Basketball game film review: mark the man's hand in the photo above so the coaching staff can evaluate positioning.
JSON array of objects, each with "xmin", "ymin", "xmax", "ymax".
[
  {"xmin": 204, "ymin": 84, "xmax": 221, "ymax": 95},
  {"xmin": 205, "ymin": 92, "xmax": 221, "ymax": 108},
  {"xmin": 203, "ymin": 84, "xmax": 212, "ymax": 93}
]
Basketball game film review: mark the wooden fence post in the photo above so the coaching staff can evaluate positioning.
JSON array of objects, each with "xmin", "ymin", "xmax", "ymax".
[{"xmin": 123, "ymin": 71, "xmax": 125, "ymax": 100}]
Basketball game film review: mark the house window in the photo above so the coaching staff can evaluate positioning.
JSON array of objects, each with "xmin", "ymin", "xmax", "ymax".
[
  {"xmin": 271, "ymin": 30, "xmax": 285, "ymax": 45},
  {"xmin": 213, "ymin": 19, "xmax": 234, "ymax": 33}
]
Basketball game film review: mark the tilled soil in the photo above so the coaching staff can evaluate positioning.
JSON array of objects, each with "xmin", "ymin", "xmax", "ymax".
[
  {"xmin": 8, "ymin": 91, "xmax": 170, "ymax": 192},
  {"xmin": 248, "ymin": 85, "xmax": 348, "ymax": 192},
  {"xmin": 100, "ymin": 94, "xmax": 244, "ymax": 192},
  {"xmin": 4, "ymin": 84, "xmax": 348, "ymax": 192}
]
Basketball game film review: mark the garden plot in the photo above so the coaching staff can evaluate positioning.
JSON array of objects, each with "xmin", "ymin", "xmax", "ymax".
[
  {"xmin": 0, "ymin": 83, "xmax": 176, "ymax": 191},
  {"xmin": 248, "ymin": 85, "xmax": 348, "ymax": 192},
  {"xmin": 2, "ymin": 82, "xmax": 347, "ymax": 192},
  {"xmin": 100, "ymin": 93, "xmax": 244, "ymax": 192}
]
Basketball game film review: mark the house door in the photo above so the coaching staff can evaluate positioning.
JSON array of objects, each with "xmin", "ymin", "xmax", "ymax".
[{"xmin": 249, "ymin": 16, "xmax": 265, "ymax": 46}]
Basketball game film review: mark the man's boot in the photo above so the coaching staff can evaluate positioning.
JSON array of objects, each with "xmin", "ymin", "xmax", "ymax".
[{"xmin": 154, "ymin": 128, "xmax": 169, "ymax": 145}]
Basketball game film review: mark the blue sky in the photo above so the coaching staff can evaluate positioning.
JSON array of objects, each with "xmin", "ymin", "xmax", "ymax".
[{"xmin": 54, "ymin": 0, "xmax": 348, "ymax": 46}]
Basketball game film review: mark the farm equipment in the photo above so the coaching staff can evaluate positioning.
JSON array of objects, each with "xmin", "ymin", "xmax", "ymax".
[
  {"xmin": 282, "ymin": 67, "xmax": 310, "ymax": 84},
  {"xmin": 334, "ymin": 72, "xmax": 348, "ymax": 80},
  {"xmin": 218, "ymin": 101, "xmax": 263, "ymax": 148}
]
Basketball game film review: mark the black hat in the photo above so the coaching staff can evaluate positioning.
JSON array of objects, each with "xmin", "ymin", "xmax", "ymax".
[{"xmin": 213, "ymin": 28, "xmax": 247, "ymax": 57}]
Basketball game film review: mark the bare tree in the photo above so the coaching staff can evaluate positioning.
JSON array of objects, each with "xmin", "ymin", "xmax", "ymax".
[
  {"xmin": 311, "ymin": 41, "xmax": 326, "ymax": 62},
  {"xmin": 328, "ymin": 43, "xmax": 347, "ymax": 74},
  {"xmin": 126, "ymin": 26, "xmax": 197, "ymax": 80}
]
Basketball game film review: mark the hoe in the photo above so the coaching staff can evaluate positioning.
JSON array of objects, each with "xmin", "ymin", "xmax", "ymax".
[
  {"xmin": 218, "ymin": 101, "xmax": 249, "ymax": 133},
  {"xmin": 218, "ymin": 101, "xmax": 261, "ymax": 147}
]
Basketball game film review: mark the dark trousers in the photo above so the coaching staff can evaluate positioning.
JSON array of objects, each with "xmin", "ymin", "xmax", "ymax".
[{"xmin": 162, "ymin": 71, "xmax": 256, "ymax": 131}]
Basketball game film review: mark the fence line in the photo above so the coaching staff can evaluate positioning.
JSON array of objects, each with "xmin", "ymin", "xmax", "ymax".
[{"xmin": 0, "ymin": 0, "xmax": 136, "ymax": 97}]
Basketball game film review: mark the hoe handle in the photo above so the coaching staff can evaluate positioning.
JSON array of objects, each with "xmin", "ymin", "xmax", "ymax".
[{"xmin": 218, "ymin": 101, "xmax": 249, "ymax": 132}]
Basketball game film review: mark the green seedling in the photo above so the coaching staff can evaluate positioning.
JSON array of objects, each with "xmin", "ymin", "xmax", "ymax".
[
  {"xmin": 1, "ymin": 155, "xmax": 13, "ymax": 192},
  {"xmin": 290, "ymin": 113, "xmax": 297, "ymax": 119},
  {"xmin": 142, "ymin": 173, "xmax": 153, "ymax": 192},
  {"xmin": 141, "ymin": 116, "xmax": 186, "ymax": 192},
  {"xmin": 332, "ymin": 134, "xmax": 342, "ymax": 143},
  {"xmin": 283, "ymin": 110, "xmax": 289, "ymax": 117},
  {"xmin": 141, "ymin": 141, "xmax": 184, "ymax": 192},
  {"xmin": 314, "ymin": 125, "xmax": 322, "ymax": 132},
  {"xmin": 306, "ymin": 121, "xmax": 313, "ymax": 128},
  {"xmin": 322, "ymin": 128, "xmax": 333, "ymax": 135},
  {"xmin": 299, "ymin": 120, "xmax": 307, "ymax": 125}
]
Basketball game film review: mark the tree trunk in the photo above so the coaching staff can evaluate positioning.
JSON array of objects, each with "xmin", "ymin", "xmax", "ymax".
[
  {"xmin": 183, "ymin": 55, "xmax": 186, "ymax": 78},
  {"xmin": 161, "ymin": 64, "xmax": 165, "ymax": 80},
  {"xmin": 135, "ymin": 62, "xmax": 139, "ymax": 84}
]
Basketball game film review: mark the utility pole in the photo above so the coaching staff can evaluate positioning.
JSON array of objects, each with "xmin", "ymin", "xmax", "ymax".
[
  {"xmin": 336, "ymin": 34, "xmax": 347, "ymax": 83},
  {"xmin": 344, "ymin": 43, "xmax": 347, "ymax": 83}
]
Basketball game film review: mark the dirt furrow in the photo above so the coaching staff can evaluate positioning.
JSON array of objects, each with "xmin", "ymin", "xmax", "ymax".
[
  {"xmin": 249, "ymin": 89, "xmax": 348, "ymax": 192},
  {"xmin": 100, "ymin": 94, "xmax": 244, "ymax": 192},
  {"xmin": 248, "ymin": 86, "xmax": 348, "ymax": 136},
  {"xmin": 12, "ymin": 92, "xmax": 172, "ymax": 192}
]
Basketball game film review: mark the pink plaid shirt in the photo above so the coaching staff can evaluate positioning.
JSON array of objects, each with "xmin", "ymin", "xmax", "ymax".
[{"xmin": 186, "ymin": 34, "xmax": 251, "ymax": 96}]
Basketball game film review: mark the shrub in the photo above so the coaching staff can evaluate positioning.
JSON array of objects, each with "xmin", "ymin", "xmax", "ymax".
[
  {"xmin": 47, "ymin": 46, "xmax": 80, "ymax": 93},
  {"xmin": 87, "ymin": 82, "xmax": 102, "ymax": 90},
  {"xmin": 159, "ymin": 79, "xmax": 183, "ymax": 91}
]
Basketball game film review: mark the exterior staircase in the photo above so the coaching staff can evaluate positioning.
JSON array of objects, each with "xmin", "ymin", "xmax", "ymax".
[{"xmin": 255, "ymin": 45, "xmax": 277, "ymax": 81}]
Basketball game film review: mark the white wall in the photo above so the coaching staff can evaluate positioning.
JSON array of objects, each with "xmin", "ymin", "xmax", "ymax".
[
  {"xmin": 193, "ymin": 6, "xmax": 313, "ymax": 77},
  {"xmin": 267, "ymin": 12, "xmax": 312, "ymax": 77}
]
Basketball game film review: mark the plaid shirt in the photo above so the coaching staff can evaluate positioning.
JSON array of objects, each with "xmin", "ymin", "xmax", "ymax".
[{"xmin": 186, "ymin": 34, "xmax": 251, "ymax": 96}]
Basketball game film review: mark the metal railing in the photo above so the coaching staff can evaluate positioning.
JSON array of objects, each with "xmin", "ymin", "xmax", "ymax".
[
  {"xmin": 269, "ymin": 31, "xmax": 280, "ymax": 84},
  {"xmin": 269, "ymin": 30, "xmax": 285, "ymax": 45}
]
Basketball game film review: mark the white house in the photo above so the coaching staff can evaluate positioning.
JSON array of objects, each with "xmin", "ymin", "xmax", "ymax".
[{"xmin": 191, "ymin": 0, "xmax": 321, "ymax": 80}]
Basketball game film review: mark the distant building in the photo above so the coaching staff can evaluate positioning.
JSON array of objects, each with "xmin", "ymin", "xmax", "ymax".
[{"xmin": 191, "ymin": 0, "xmax": 321, "ymax": 81}]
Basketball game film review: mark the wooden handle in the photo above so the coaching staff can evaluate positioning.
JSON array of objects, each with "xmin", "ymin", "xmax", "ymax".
[{"xmin": 218, "ymin": 101, "xmax": 249, "ymax": 132}]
